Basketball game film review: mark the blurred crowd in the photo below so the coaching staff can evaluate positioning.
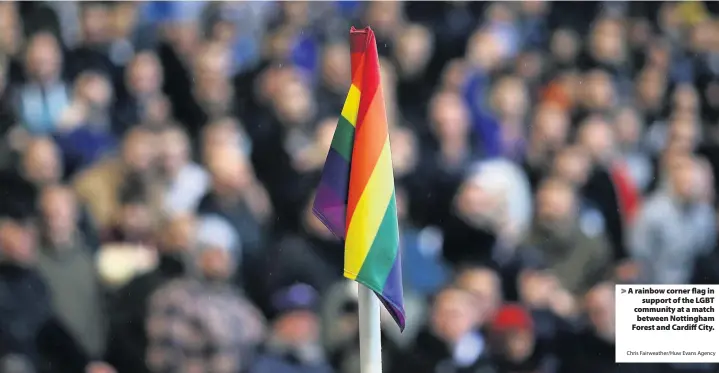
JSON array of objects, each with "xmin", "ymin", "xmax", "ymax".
[{"xmin": 0, "ymin": 1, "xmax": 718, "ymax": 373}]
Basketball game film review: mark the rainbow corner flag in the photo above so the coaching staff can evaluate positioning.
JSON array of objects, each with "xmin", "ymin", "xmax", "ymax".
[{"xmin": 312, "ymin": 26, "xmax": 405, "ymax": 331}]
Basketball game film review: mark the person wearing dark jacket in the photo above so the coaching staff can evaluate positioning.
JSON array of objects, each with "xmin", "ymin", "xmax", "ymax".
[
  {"xmin": 524, "ymin": 178, "xmax": 612, "ymax": 296},
  {"xmin": 248, "ymin": 283, "xmax": 334, "ymax": 373},
  {"xmin": 36, "ymin": 185, "xmax": 106, "ymax": 359},
  {"xmin": 105, "ymin": 215, "xmax": 194, "ymax": 373},
  {"xmin": 576, "ymin": 116, "xmax": 635, "ymax": 261},
  {"xmin": 264, "ymin": 196, "xmax": 344, "ymax": 309},
  {"xmin": 0, "ymin": 217, "xmax": 103, "ymax": 373},
  {"xmin": 398, "ymin": 286, "xmax": 497, "ymax": 373}
]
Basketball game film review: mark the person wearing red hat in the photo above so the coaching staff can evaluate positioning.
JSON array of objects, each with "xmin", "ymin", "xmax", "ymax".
[{"xmin": 489, "ymin": 304, "xmax": 554, "ymax": 373}]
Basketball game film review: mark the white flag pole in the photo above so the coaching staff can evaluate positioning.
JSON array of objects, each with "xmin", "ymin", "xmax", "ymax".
[{"xmin": 358, "ymin": 284, "xmax": 382, "ymax": 373}]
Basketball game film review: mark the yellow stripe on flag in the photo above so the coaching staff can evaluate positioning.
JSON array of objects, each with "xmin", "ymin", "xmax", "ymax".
[
  {"xmin": 341, "ymin": 85, "xmax": 362, "ymax": 127},
  {"xmin": 344, "ymin": 136, "xmax": 394, "ymax": 278}
]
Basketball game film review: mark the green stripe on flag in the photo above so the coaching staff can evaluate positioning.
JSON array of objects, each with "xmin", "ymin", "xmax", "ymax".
[
  {"xmin": 331, "ymin": 116, "xmax": 356, "ymax": 161},
  {"xmin": 356, "ymin": 191, "xmax": 399, "ymax": 288}
]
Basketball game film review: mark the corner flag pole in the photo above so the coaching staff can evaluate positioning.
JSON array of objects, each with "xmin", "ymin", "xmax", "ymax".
[
  {"xmin": 358, "ymin": 284, "xmax": 382, "ymax": 373},
  {"xmin": 312, "ymin": 26, "xmax": 405, "ymax": 373}
]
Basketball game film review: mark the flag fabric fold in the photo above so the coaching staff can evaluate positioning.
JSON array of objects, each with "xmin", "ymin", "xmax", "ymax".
[{"xmin": 312, "ymin": 26, "xmax": 406, "ymax": 331}]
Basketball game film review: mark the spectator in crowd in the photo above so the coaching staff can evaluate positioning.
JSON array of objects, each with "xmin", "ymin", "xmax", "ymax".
[
  {"xmin": 316, "ymin": 43, "xmax": 350, "ymax": 119},
  {"xmin": 613, "ymin": 106, "xmax": 653, "ymax": 192},
  {"xmin": 0, "ymin": 217, "xmax": 55, "ymax": 369},
  {"xmin": 516, "ymin": 266, "xmax": 570, "ymax": 350},
  {"xmin": 115, "ymin": 51, "xmax": 167, "ymax": 134},
  {"xmin": 249, "ymin": 283, "xmax": 334, "ymax": 373},
  {"xmin": 21, "ymin": 136, "xmax": 62, "ymax": 187},
  {"xmin": 73, "ymin": 126, "xmax": 161, "ymax": 230},
  {"xmin": 631, "ymin": 154, "xmax": 716, "ymax": 284},
  {"xmin": 551, "ymin": 144, "xmax": 607, "ymax": 236},
  {"xmin": 16, "ymin": 31, "xmax": 70, "ymax": 135},
  {"xmin": 576, "ymin": 115, "xmax": 635, "ymax": 260},
  {"xmin": 102, "ymin": 177, "xmax": 158, "ymax": 246},
  {"xmin": 525, "ymin": 177, "xmax": 612, "ymax": 296},
  {"xmin": 156, "ymin": 125, "xmax": 209, "ymax": 217},
  {"xmin": 0, "ymin": 216, "xmax": 101, "ymax": 373},
  {"xmin": 199, "ymin": 146, "xmax": 271, "ymax": 262},
  {"xmin": 455, "ymin": 266, "xmax": 503, "ymax": 327},
  {"xmin": 488, "ymin": 303, "xmax": 556, "ymax": 373},
  {"xmin": 145, "ymin": 214, "xmax": 266, "ymax": 373},
  {"xmin": 67, "ymin": 2, "xmax": 118, "ymax": 80},
  {"xmin": 106, "ymin": 214, "xmax": 195, "ymax": 373},
  {"xmin": 200, "ymin": 116, "xmax": 253, "ymax": 161},
  {"xmin": 55, "ymin": 70, "xmax": 118, "ymax": 172},
  {"xmin": 400, "ymin": 286, "xmax": 496, "ymax": 373},
  {"xmin": 521, "ymin": 102, "xmax": 570, "ymax": 191},
  {"xmin": 36, "ymin": 185, "xmax": 106, "ymax": 359}
]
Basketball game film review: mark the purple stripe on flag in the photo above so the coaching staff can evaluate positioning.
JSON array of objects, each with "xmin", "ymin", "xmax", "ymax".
[
  {"xmin": 321, "ymin": 148, "xmax": 351, "ymax": 196},
  {"xmin": 378, "ymin": 253, "xmax": 405, "ymax": 329},
  {"xmin": 313, "ymin": 182, "xmax": 347, "ymax": 239}
]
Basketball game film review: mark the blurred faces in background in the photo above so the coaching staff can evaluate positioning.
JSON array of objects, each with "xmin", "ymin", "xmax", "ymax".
[
  {"xmin": 489, "ymin": 304, "xmax": 536, "ymax": 366},
  {"xmin": 552, "ymin": 145, "xmax": 592, "ymax": 187},
  {"xmin": 126, "ymin": 52, "xmax": 163, "ymax": 98},
  {"xmin": 273, "ymin": 77, "xmax": 316, "ymax": 128},
  {"xmin": 430, "ymin": 91, "xmax": 470, "ymax": 144},
  {"xmin": 455, "ymin": 176, "xmax": 505, "ymax": 229},
  {"xmin": 21, "ymin": 137, "xmax": 62, "ymax": 187},
  {"xmin": 195, "ymin": 215, "xmax": 239, "ymax": 281},
  {"xmin": 581, "ymin": 69, "xmax": 617, "ymax": 113},
  {"xmin": 577, "ymin": 115, "xmax": 617, "ymax": 166},
  {"xmin": 530, "ymin": 103, "xmax": 569, "ymax": 156},
  {"xmin": 589, "ymin": 17, "xmax": 626, "ymax": 66},
  {"xmin": 466, "ymin": 30, "xmax": 503, "ymax": 72},
  {"xmin": 491, "ymin": 75, "xmax": 529, "ymax": 122},
  {"xmin": 0, "ymin": 219, "xmax": 37, "ymax": 266},
  {"xmin": 158, "ymin": 126, "xmax": 191, "ymax": 181},
  {"xmin": 201, "ymin": 117, "xmax": 252, "ymax": 161},
  {"xmin": 75, "ymin": 72, "xmax": 113, "ymax": 110},
  {"xmin": 121, "ymin": 127, "xmax": 159, "ymax": 177},
  {"xmin": 206, "ymin": 147, "xmax": 253, "ymax": 197},
  {"xmin": 320, "ymin": 43, "xmax": 351, "ymax": 92},
  {"xmin": 550, "ymin": 29, "xmax": 580, "ymax": 68},
  {"xmin": 584, "ymin": 283, "xmax": 616, "ymax": 342},
  {"xmin": 635, "ymin": 65, "xmax": 668, "ymax": 115},
  {"xmin": 162, "ymin": 20, "xmax": 201, "ymax": 61},
  {"xmin": 455, "ymin": 267, "xmax": 502, "ymax": 327},
  {"xmin": 431, "ymin": 287, "xmax": 479, "ymax": 345},
  {"xmin": 363, "ymin": 1, "xmax": 404, "ymax": 40},
  {"xmin": 394, "ymin": 24, "xmax": 434, "ymax": 78},
  {"xmin": 0, "ymin": 2, "xmax": 21, "ymax": 57},
  {"xmin": 668, "ymin": 154, "xmax": 702, "ymax": 203},
  {"xmin": 159, "ymin": 214, "xmax": 196, "ymax": 255},
  {"xmin": 535, "ymin": 178, "xmax": 577, "ymax": 233},
  {"xmin": 192, "ymin": 43, "xmax": 235, "ymax": 120},
  {"xmin": 389, "ymin": 126, "xmax": 418, "ymax": 179},
  {"xmin": 614, "ymin": 107, "xmax": 644, "ymax": 151},
  {"xmin": 80, "ymin": 2, "xmax": 113, "ymax": 46},
  {"xmin": 25, "ymin": 32, "xmax": 63, "ymax": 85},
  {"xmin": 114, "ymin": 181, "xmax": 155, "ymax": 243},
  {"xmin": 39, "ymin": 185, "xmax": 79, "ymax": 247}
]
